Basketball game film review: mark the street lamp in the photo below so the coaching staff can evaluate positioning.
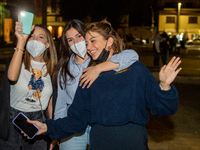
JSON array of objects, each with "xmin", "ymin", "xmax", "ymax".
[{"xmin": 177, "ymin": 2, "xmax": 182, "ymax": 34}]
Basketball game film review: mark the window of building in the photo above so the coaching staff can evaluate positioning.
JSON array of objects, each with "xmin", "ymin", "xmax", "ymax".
[
  {"xmin": 165, "ymin": 2, "xmax": 177, "ymax": 8},
  {"xmin": 166, "ymin": 16, "xmax": 175, "ymax": 23},
  {"xmin": 189, "ymin": 17, "xmax": 197, "ymax": 24},
  {"xmin": 56, "ymin": 16, "xmax": 63, "ymax": 22}
]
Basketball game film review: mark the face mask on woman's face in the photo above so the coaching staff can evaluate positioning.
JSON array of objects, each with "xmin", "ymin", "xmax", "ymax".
[
  {"xmin": 70, "ymin": 41, "xmax": 87, "ymax": 58},
  {"xmin": 26, "ymin": 40, "xmax": 48, "ymax": 58},
  {"xmin": 94, "ymin": 40, "xmax": 110, "ymax": 64}
]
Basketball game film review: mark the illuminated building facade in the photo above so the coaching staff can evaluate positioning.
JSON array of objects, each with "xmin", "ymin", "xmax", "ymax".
[
  {"xmin": 158, "ymin": 0, "xmax": 200, "ymax": 40},
  {"xmin": 46, "ymin": 0, "xmax": 66, "ymax": 39}
]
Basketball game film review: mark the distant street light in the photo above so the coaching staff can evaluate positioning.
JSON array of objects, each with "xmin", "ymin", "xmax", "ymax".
[{"xmin": 177, "ymin": 2, "xmax": 182, "ymax": 33}]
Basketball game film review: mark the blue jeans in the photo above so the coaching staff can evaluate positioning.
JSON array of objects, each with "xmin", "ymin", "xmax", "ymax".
[{"xmin": 60, "ymin": 125, "xmax": 91, "ymax": 150}]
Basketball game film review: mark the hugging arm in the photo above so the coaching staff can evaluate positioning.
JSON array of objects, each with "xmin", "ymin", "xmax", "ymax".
[{"xmin": 79, "ymin": 49, "xmax": 139, "ymax": 88}]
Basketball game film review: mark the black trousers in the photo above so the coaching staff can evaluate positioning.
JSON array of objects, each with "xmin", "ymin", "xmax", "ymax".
[
  {"xmin": 0, "ymin": 107, "xmax": 49, "ymax": 150},
  {"xmin": 89, "ymin": 123, "xmax": 149, "ymax": 150}
]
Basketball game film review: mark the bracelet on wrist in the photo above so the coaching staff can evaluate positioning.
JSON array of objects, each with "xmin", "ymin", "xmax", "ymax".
[{"xmin": 14, "ymin": 47, "xmax": 25, "ymax": 54}]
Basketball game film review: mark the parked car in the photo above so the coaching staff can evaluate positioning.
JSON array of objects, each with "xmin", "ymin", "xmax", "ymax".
[{"xmin": 186, "ymin": 38, "xmax": 200, "ymax": 45}]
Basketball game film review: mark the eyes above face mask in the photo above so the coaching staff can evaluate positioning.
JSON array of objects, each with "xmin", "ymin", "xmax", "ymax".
[
  {"xmin": 26, "ymin": 40, "xmax": 48, "ymax": 58},
  {"xmin": 70, "ymin": 41, "xmax": 87, "ymax": 58}
]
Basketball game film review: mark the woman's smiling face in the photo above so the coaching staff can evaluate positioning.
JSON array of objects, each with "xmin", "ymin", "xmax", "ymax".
[{"xmin": 85, "ymin": 31, "xmax": 108, "ymax": 60}]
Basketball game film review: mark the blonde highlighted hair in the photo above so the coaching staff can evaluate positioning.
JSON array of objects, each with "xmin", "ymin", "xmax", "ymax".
[{"xmin": 85, "ymin": 19, "xmax": 124, "ymax": 54}]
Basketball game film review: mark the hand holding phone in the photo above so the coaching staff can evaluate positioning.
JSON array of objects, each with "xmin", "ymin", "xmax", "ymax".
[
  {"xmin": 12, "ymin": 112, "xmax": 39, "ymax": 139},
  {"xmin": 19, "ymin": 11, "xmax": 34, "ymax": 35}
]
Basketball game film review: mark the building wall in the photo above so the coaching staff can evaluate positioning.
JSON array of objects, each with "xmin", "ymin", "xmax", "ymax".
[
  {"xmin": 180, "ymin": 15, "xmax": 200, "ymax": 33},
  {"xmin": 47, "ymin": 0, "xmax": 66, "ymax": 38},
  {"xmin": 159, "ymin": 15, "xmax": 177, "ymax": 33},
  {"xmin": 159, "ymin": 13, "xmax": 200, "ymax": 34},
  {"xmin": 158, "ymin": 1, "xmax": 200, "ymax": 40}
]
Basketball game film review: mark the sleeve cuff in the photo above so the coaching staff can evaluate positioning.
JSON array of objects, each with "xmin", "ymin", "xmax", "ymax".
[{"xmin": 159, "ymin": 83, "xmax": 171, "ymax": 91}]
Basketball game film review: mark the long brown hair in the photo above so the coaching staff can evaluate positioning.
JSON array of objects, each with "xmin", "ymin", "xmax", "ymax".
[
  {"xmin": 52, "ymin": 19, "xmax": 86, "ymax": 89},
  {"xmin": 24, "ymin": 24, "xmax": 57, "ymax": 76}
]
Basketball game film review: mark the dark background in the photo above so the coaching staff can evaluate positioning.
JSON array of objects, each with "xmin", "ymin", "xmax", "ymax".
[{"xmin": 4, "ymin": 0, "xmax": 158, "ymax": 29}]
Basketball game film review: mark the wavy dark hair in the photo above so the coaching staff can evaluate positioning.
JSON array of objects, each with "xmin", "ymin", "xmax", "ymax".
[{"xmin": 52, "ymin": 19, "xmax": 86, "ymax": 89}]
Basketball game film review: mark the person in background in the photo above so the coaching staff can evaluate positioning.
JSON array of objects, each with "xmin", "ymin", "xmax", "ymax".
[
  {"xmin": 169, "ymin": 35, "xmax": 178, "ymax": 54},
  {"xmin": 24, "ymin": 19, "xmax": 181, "ymax": 150},
  {"xmin": 153, "ymin": 32, "xmax": 162, "ymax": 67},
  {"xmin": 126, "ymin": 33, "xmax": 134, "ymax": 48},
  {"xmin": 0, "ymin": 17, "xmax": 57, "ymax": 149},
  {"xmin": 154, "ymin": 32, "xmax": 170, "ymax": 67},
  {"xmin": 50, "ymin": 19, "xmax": 139, "ymax": 150},
  {"xmin": 160, "ymin": 32, "xmax": 170, "ymax": 65}
]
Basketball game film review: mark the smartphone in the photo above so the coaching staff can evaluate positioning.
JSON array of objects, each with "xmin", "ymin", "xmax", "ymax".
[
  {"xmin": 12, "ymin": 112, "xmax": 39, "ymax": 139},
  {"xmin": 19, "ymin": 11, "xmax": 34, "ymax": 35}
]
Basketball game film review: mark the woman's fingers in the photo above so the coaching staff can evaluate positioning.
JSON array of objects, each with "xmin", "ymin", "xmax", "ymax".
[
  {"xmin": 79, "ymin": 78, "xmax": 86, "ymax": 87},
  {"xmin": 160, "ymin": 65, "xmax": 166, "ymax": 72},
  {"xmin": 79, "ymin": 74, "xmax": 86, "ymax": 86},
  {"xmin": 165, "ymin": 56, "xmax": 181, "ymax": 71},
  {"xmin": 15, "ymin": 21, "xmax": 23, "ymax": 33},
  {"xmin": 82, "ymin": 80, "xmax": 90, "ymax": 89},
  {"xmin": 176, "ymin": 67, "xmax": 182, "ymax": 74},
  {"xmin": 174, "ymin": 59, "xmax": 181, "ymax": 71},
  {"xmin": 166, "ymin": 56, "xmax": 176, "ymax": 67},
  {"xmin": 21, "ymin": 131, "xmax": 30, "ymax": 139}
]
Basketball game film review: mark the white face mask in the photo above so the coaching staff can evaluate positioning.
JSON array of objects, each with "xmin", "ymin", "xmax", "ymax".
[
  {"xmin": 70, "ymin": 41, "xmax": 87, "ymax": 58},
  {"xmin": 26, "ymin": 40, "xmax": 48, "ymax": 58}
]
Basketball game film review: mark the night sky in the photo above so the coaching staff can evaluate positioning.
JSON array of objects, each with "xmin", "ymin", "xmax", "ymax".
[
  {"xmin": 59, "ymin": 0, "xmax": 158, "ymax": 29},
  {"xmin": 4, "ymin": 0, "xmax": 158, "ymax": 29}
]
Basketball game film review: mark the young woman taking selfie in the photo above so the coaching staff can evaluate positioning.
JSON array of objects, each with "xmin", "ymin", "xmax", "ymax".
[{"xmin": 0, "ymin": 16, "xmax": 57, "ymax": 149}]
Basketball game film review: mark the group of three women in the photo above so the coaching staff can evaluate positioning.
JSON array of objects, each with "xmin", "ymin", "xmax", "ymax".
[{"xmin": 0, "ymin": 12, "xmax": 181, "ymax": 150}]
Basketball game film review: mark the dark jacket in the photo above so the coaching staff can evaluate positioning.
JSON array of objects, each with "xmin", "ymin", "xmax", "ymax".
[
  {"xmin": 0, "ymin": 57, "xmax": 12, "ymax": 140},
  {"xmin": 45, "ymin": 61, "xmax": 179, "ymax": 140}
]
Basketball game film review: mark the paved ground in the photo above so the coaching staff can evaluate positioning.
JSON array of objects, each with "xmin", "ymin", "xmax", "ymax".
[
  {"xmin": 0, "ymin": 45, "xmax": 200, "ymax": 150},
  {"xmin": 133, "ymin": 44, "xmax": 200, "ymax": 150},
  {"xmin": 147, "ymin": 83, "xmax": 200, "ymax": 150}
]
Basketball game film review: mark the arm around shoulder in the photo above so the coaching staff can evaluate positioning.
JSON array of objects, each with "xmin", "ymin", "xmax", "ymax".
[
  {"xmin": 108, "ymin": 49, "xmax": 139, "ymax": 72},
  {"xmin": 95, "ymin": 49, "xmax": 139, "ymax": 73},
  {"xmin": 79, "ymin": 50, "xmax": 139, "ymax": 88}
]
